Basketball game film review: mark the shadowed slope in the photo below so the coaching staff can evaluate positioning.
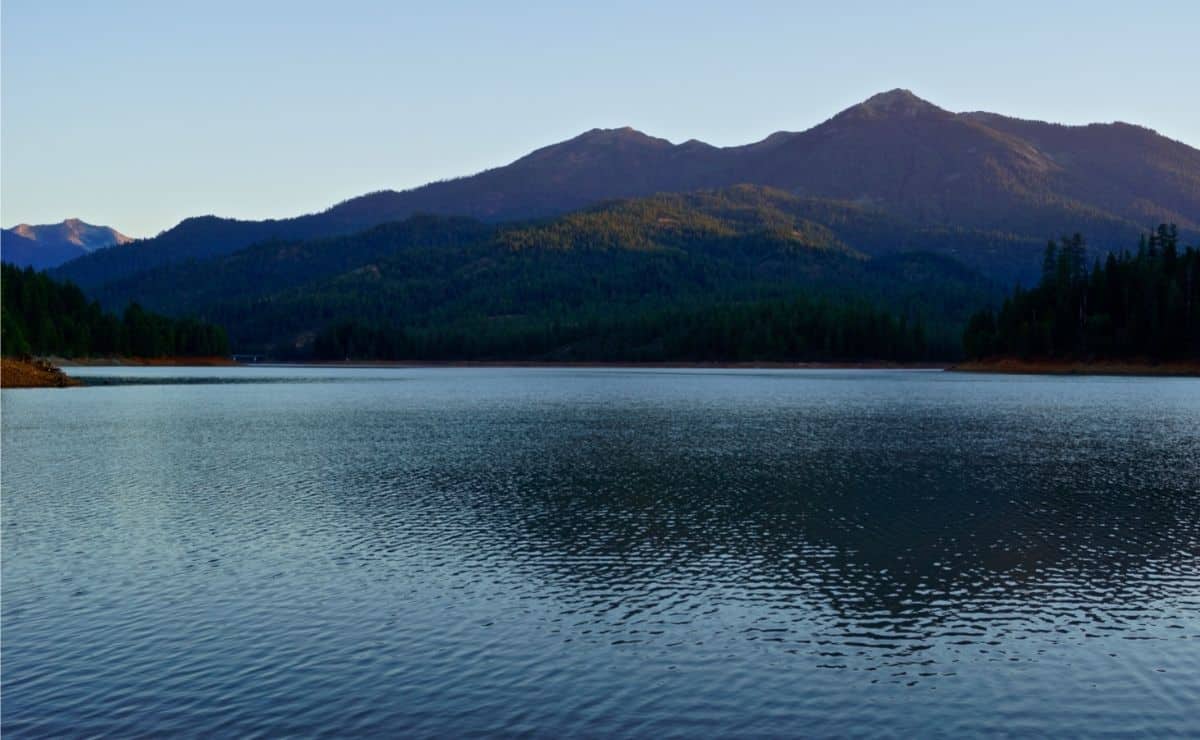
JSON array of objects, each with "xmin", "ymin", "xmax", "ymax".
[{"xmin": 51, "ymin": 90, "xmax": 1198, "ymax": 290}]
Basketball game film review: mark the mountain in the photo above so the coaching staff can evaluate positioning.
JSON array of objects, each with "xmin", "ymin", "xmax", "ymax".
[
  {"xmin": 956, "ymin": 111, "xmax": 1200, "ymax": 229},
  {"xmin": 52, "ymin": 89, "xmax": 1200, "ymax": 289},
  {"xmin": 2, "ymin": 219, "xmax": 131, "ymax": 270},
  {"xmin": 727, "ymin": 90, "xmax": 1176, "ymax": 238},
  {"xmin": 305, "ymin": 90, "xmax": 1200, "ymax": 236},
  {"xmin": 86, "ymin": 186, "xmax": 1001, "ymax": 359}
]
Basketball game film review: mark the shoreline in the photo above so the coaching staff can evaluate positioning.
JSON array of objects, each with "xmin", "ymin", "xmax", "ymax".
[
  {"xmin": 950, "ymin": 358, "xmax": 1200, "ymax": 377},
  {"xmin": 247, "ymin": 360, "xmax": 952, "ymax": 370},
  {"xmin": 1, "ymin": 358, "xmax": 82, "ymax": 388},
  {"xmin": 16, "ymin": 356, "xmax": 1199, "ymax": 379},
  {"xmin": 56, "ymin": 356, "xmax": 239, "ymax": 367}
]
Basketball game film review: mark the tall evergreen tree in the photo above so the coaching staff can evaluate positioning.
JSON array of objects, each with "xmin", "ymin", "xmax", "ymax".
[
  {"xmin": 1, "ymin": 263, "xmax": 229, "ymax": 358},
  {"xmin": 963, "ymin": 226, "xmax": 1200, "ymax": 361}
]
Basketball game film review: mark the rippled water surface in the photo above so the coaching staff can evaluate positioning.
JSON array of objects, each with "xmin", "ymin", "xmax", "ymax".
[{"xmin": 3, "ymin": 367, "xmax": 1199, "ymax": 737}]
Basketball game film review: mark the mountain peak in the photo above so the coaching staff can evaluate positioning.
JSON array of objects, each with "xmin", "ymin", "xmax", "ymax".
[
  {"xmin": 572, "ymin": 126, "xmax": 668, "ymax": 146},
  {"xmin": 519, "ymin": 126, "xmax": 674, "ymax": 166},
  {"xmin": 5, "ymin": 219, "xmax": 131, "ymax": 249},
  {"xmin": 864, "ymin": 88, "xmax": 925, "ymax": 104},
  {"xmin": 3, "ymin": 219, "xmax": 133, "ymax": 270},
  {"xmin": 839, "ymin": 89, "xmax": 946, "ymax": 120}
]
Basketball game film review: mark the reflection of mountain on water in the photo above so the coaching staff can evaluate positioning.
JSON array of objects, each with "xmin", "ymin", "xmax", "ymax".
[{"xmin": 325, "ymin": 392, "xmax": 1199, "ymax": 669}]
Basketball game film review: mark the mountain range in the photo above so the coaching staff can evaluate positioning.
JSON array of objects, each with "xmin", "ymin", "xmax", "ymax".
[
  {"xmin": 4, "ymin": 89, "xmax": 1196, "ymax": 359},
  {"xmin": 48, "ymin": 89, "xmax": 1199, "ymax": 292},
  {"xmin": 2, "ymin": 219, "xmax": 131, "ymax": 270}
]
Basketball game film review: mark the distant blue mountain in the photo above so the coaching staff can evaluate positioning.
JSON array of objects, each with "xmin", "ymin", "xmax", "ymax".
[{"xmin": 2, "ymin": 218, "xmax": 131, "ymax": 270}]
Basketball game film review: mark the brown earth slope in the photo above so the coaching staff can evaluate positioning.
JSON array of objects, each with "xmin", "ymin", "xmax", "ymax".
[{"xmin": 1, "ymin": 358, "xmax": 81, "ymax": 388}]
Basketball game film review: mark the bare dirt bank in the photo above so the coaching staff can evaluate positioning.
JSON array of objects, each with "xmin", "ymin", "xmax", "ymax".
[
  {"xmin": 950, "ymin": 358, "xmax": 1200, "ymax": 377},
  {"xmin": 1, "ymin": 358, "xmax": 82, "ymax": 388}
]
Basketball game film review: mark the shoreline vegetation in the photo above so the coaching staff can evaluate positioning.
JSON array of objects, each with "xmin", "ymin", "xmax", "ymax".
[
  {"xmin": 3, "ymin": 227, "xmax": 1196, "ymax": 383},
  {"xmin": 2, "ymin": 263, "xmax": 232, "ymax": 387},
  {"xmin": 2, "ymin": 263, "xmax": 229, "ymax": 360},
  {"xmin": 963, "ymin": 227, "xmax": 1200, "ymax": 364}
]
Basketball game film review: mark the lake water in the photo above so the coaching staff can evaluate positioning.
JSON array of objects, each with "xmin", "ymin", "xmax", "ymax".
[{"xmin": 3, "ymin": 367, "xmax": 1198, "ymax": 737}]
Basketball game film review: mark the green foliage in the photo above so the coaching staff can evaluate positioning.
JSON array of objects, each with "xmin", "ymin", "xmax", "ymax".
[
  {"xmin": 78, "ymin": 188, "xmax": 1000, "ymax": 360},
  {"xmin": 312, "ymin": 295, "xmax": 939, "ymax": 362},
  {"xmin": 255, "ymin": 242, "xmax": 979, "ymax": 362},
  {"xmin": 1, "ymin": 263, "xmax": 229, "ymax": 358},
  {"xmin": 963, "ymin": 225, "xmax": 1200, "ymax": 360}
]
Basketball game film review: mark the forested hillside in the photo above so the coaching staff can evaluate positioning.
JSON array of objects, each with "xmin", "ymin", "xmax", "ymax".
[
  {"xmin": 88, "ymin": 187, "xmax": 1043, "ymax": 315},
  {"xmin": 312, "ymin": 296, "xmax": 935, "ymax": 362},
  {"xmin": 79, "ymin": 187, "xmax": 999, "ymax": 360},
  {"xmin": 1, "ymin": 264, "xmax": 229, "ymax": 358},
  {"xmin": 963, "ymin": 225, "xmax": 1200, "ymax": 360}
]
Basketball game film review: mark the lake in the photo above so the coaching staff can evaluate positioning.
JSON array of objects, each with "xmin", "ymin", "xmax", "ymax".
[{"xmin": 2, "ymin": 367, "xmax": 1198, "ymax": 737}]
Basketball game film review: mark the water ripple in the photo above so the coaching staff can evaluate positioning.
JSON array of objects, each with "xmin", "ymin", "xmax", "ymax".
[{"xmin": 2, "ymin": 368, "xmax": 1198, "ymax": 737}]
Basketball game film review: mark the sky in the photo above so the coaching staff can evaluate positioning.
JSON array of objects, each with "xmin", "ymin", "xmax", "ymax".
[{"xmin": 3, "ymin": 0, "xmax": 1198, "ymax": 237}]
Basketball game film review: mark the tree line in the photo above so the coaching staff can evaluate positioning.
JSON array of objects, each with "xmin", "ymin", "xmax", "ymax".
[
  {"xmin": 963, "ymin": 225, "xmax": 1200, "ymax": 360},
  {"xmin": 1, "ymin": 263, "xmax": 229, "ymax": 358},
  {"xmin": 56, "ymin": 188, "xmax": 998, "ymax": 360},
  {"xmin": 313, "ymin": 294, "xmax": 938, "ymax": 362}
]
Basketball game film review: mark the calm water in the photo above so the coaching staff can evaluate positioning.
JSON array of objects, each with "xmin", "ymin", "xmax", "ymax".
[{"xmin": 3, "ymin": 367, "xmax": 1198, "ymax": 737}]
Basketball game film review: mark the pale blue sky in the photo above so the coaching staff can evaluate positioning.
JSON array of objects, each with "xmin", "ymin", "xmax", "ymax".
[{"xmin": 3, "ymin": 0, "xmax": 1197, "ymax": 237}]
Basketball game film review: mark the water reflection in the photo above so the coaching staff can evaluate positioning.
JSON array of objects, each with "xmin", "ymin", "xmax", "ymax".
[
  {"xmin": 3, "ymin": 369, "xmax": 1198, "ymax": 736},
  {"xmin": 326, "ymin": 398, "xmax": 1199, "ymax": 661}
]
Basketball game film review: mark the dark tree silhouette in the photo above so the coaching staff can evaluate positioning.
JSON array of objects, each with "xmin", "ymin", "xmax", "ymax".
[
  {"xmin": 963, "ymin": 226, "xmax": 1200, "ymax": 360},
  {"xmin": 1, "ymin": 263, "xmax": 229, "ymax": 358}
]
